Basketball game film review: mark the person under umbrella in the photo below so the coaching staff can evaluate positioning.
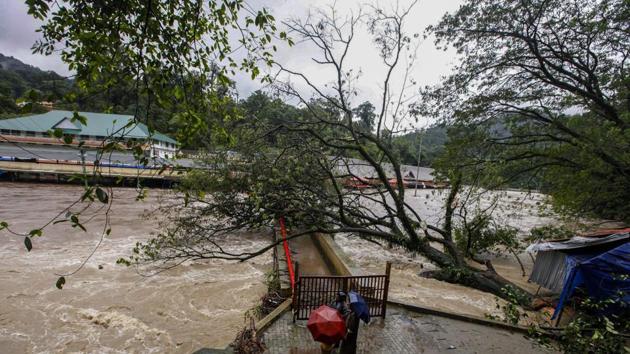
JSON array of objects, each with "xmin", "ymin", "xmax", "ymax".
[
  {"xmin": 347, "ymin": 291, "xmax": 370, "ymax": 324},
  {"xmin": 339, "ymin": 291, "xmax": 370, "ymax": 354},
  {"xmin": 331, "ymin": 291, "xmax": 350, "ymax": 316},
  {"xmin": 307, "ymin": 305, "xmax": 347, "ymax": 353}
]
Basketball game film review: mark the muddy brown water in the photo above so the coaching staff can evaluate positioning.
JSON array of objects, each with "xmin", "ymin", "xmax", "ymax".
[
  {"xmin": 0, "ymin": 183, "xmax": 567, "ymax": 352},
  {"xmin": 336, "ymin": 188, "xmax": 565, "ymax": 322},
  {"xmin": 288, "ymin": 235, "xmax": 332, "ymax": 276},
  {"xmin": 0, "ymin": 182, "xmax": 271, "ymax": 353}
]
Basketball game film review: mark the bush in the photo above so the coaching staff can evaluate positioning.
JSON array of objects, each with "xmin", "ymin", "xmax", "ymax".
[
  {"xmin": 486, "ymin": 289, "xmax": 630, "ymax": 353},
  {"xmin": 454, "ymin": 214, "xmax": 520, "ymax": 257},
  {"xmin": 527, "ymin": 225, "xmax": 573, "ymax": 242},
  {"xmin": 485, "ymin": 286, "xmax": 529, "ymax": 325},
  {"xmin": 559, "ymin": 296, "xmax": 629, "ymax": 354}
]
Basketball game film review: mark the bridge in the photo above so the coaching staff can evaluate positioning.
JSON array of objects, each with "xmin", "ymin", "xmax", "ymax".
[{"xmin": 0, "ymin": 142, "xmax": 191, "ymax": 186}]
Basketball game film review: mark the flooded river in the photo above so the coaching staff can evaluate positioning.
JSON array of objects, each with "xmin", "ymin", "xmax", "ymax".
[
  {"xmin": 0, "ymin": 183, "xmax": 271, "ymax": 353},
  {"xmin": 337, "ymin": 188, "xmax": 564, "ymax": 320},
  {"xmin": 0, "ymin": 182, "xmax": 575, "ymax": 352}
]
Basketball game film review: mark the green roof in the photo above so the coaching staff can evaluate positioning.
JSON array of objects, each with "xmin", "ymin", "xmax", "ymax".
[{"xmin": 0, "ymin": 110, "xmax": 177, "ymax": 144}]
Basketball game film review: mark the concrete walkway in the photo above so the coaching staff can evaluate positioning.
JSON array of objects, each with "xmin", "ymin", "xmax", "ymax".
[{"xmin": 262, "ymin": 304, "xmax": 553, "ymax": 354}]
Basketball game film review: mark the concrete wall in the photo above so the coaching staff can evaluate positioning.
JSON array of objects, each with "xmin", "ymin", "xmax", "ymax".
[{"xmin": 309, "ymin": 233, "xmax": 363, "ymax": 276}]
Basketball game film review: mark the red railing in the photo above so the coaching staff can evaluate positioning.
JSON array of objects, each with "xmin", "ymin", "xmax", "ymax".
[{"xmin": 279, "ymin": 217, "xmax": 296, "ymax": 290}]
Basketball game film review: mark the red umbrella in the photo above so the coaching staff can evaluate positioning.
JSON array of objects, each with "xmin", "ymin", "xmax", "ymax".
[{"xmin": 307, "ymin": 305, "xmax": 346, "ymax": 345}]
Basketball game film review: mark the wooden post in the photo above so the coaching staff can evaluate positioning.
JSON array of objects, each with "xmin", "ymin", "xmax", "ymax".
[
  {"xmin": 382, "ymin": 262, "xmax": 392, "ymax": 318},
  {"xmin": 294, "ymin": 261, "xmax": 300, "ymax": 290},
  {"xmin": 292, "ymin": 261, "xmax": 299, "ymax": 323}
]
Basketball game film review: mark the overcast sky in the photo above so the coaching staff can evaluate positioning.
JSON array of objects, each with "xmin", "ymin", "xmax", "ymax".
[{"xmin": 0, "ymin": 0, "xmax": 463, "ymax": 128}]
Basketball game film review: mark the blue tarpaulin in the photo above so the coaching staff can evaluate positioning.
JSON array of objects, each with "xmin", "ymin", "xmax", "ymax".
[{"xmin": 553, "ymin": 242, "xmax": 630, "ymax": 319}]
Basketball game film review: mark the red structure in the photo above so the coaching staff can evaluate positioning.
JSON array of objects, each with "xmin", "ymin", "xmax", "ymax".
[{"xmin": 279, "ymin": 217, "xmax": 296, "ymax": 290}]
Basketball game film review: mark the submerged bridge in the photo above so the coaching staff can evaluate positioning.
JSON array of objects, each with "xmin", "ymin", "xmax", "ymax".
[{"xmin": 0, "ymin": 143, "xmax": 194, "ymax": 186}]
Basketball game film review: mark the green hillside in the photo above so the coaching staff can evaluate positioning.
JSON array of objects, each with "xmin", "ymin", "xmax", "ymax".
[
  {"xmin": 0, "ymin": 53, "xmax": 73, "ymax": 116},
  {"xmin": 391, "ymin": 125, "xmax": 447, "ymax": 167}
]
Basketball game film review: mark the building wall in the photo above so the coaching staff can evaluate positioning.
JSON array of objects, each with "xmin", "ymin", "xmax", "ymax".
[
  {"xmin": 1, "ymin": 130, "xmax": 178, "ymax": 159},
  {"xmin": 150, "ymin": 141, "xmax": 178, "ymax": 159}
]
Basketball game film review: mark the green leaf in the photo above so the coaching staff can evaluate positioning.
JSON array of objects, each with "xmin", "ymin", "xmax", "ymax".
[
  {"xmin": 71, "ymin": 112, "xmax": 87, "ymax": 125},
  {"xmin": 24, "ymin": 237, "xmax": 32, "ymax": 252},
  {"xmin": 63, "ymin": 135, "xmax": 73, "ymax": 144},
  {"xmin": 116, "ymin": 257, "xmax": 131, "ymax": 266},
  {"xmin": 81, "ymin": 186, "xmax": 94, "ymax": 201},
  {"xmin": 95, "ymin": 187, "xmax": 109, "ymax": 204},
  {"xmin": 29, "ymin": 229, "xmax": 42, "ymax": 237},
  {"xmin": 174, "ymin": 86, "xmax": 184, "ymax": 100},
  {"xmin": 49, "ymin": 128, "xmax": 63, "ymax": 138},
  {"xmin": 69, "ymin": 214, "xmax": 87, "ymax": 232},
  {"xmin": 0, "ymin": 221, "xmax": 7, "ymax": 230},
  {"xmin": 56, "ymin": 276, "xmax": 66, "ymax": 289}
]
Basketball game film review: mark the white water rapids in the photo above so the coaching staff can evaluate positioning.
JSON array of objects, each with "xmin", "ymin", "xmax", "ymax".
[
  {"xmin": 0, "ymin": 183, "xmax": 271, "ymax": 353},
  {"xmin": 335, "ymin": 188, "xmax": 567, "ymax": 319}
]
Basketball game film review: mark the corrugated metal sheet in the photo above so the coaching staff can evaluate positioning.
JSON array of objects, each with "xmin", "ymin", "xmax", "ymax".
[
  {"xmin": 529, "ymin": 250, "xmax": 568, "ymax": 292},
  {"xmin": 528, "ymin": 232, "xmax": 629, "ymax": 292},
  {"xmin": 333, "ymin": 157, "xmax": 435, "ymax": 181},
  {"xmin": 0, "ymin": 110, "xmax": 177, "ymax": 144},
  {"xmin": 580, "ymin": 227, "xmax": 630, "ymax": 237},
  {"xmin": 527, "ymin": 233, "xmax": 629, "ymax": 252}
]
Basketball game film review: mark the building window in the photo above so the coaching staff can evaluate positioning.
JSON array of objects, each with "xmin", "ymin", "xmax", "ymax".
[{"xmin": 26, "ymin": 131, "xmax": 36, "ymax": 137}]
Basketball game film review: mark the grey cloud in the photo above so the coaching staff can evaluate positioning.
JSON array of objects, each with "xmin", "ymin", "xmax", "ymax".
[
  {"xmin": 0, "ymin": 0, "xmax": 71, "ymax": 75},
  {"xmin": 0, "ymin": 0, "xmax": 462, "ymax": 122}
]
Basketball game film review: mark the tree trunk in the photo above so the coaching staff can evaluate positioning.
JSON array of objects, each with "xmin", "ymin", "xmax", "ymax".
[{"xmin": 420, "ymin": 266, "xmax": 533, "ymax": 307}]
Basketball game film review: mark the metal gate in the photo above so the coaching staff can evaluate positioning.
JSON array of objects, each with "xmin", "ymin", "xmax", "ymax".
[{"xmin": 293, "ymin": 263, "xmax": 391, "ymax": 321}]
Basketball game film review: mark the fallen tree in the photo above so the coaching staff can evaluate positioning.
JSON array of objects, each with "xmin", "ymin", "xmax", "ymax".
[{"xmin": 126, "ymin": 2, "xmax": 535, "ymax": 305}]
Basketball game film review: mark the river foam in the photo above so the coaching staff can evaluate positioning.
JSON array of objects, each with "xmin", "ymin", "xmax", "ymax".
[{"xmin": 0, "ymin": 183, "xmax": 272, "ymax": 353}]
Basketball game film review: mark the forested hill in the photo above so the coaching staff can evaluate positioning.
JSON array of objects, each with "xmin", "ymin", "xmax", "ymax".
[
  {"xmin": 0, "ymin": 53, "xmax": 149, "ymax": 120},
  {"xmin": 390, "ymin": 126, "xmax": 447, "ymax": 167},
  {"xmin": 0, "ymin": 53, "xmax": 72, "ymax": 115}
]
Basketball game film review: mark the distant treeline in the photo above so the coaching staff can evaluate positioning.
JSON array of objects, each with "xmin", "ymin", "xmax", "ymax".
[{"xmin": 0, "ymin": 53, "xmax": 447, "ymax": 166}]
